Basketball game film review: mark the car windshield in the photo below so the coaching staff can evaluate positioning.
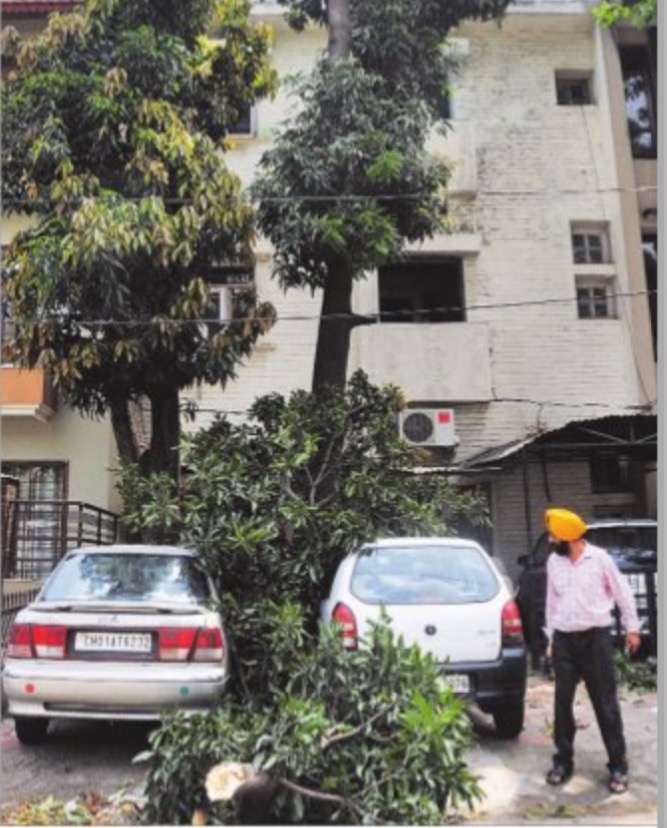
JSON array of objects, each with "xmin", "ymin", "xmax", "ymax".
[
  {"xmin": 585, "ymin": 526, "xmax": 657, "ymax": 559},
  {"xmin": 350, "ymin": 544, "xmax": 499, "ymax": 605},
  {"xmin": 39, "ymin": 553, "xmax": 212, "ymax": 604}
]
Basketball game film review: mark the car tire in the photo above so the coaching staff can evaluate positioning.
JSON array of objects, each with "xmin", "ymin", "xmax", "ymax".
[
  {"xmin": 492, "ymin": 700, "xmax": 525, "ymax": 739},
  {"xmin": 14, "ymin": 717, "xmax": 50, "ymax": 745}
]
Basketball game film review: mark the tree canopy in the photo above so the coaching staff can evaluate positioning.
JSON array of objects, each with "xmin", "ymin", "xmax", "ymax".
[
  {"xmin": 1, "ymin": 0, "xmax": 277, "ymax": 480},
  {"xmin": 254, "ymin": 0, "xmax": 511, "ymax": 391},
  {"xmin": 119, "ymin": 370, "xmax": 489, "ymax": 614},
  {"xmin": 593, "ymin": 0, "xmax": 656, "ymax": 27},
  {"xmin": 119, "ymin": 371, "xmax": 490, "ymax": 823}
]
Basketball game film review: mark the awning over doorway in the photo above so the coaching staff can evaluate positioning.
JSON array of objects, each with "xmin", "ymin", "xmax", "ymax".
[{"xmin": 460, "ymin": 413, "xmax": 657, "ymax": 471}]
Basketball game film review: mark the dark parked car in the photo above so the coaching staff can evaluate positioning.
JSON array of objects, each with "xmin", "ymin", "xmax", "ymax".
[{"xmin": 515, "ymin": 519, "xmax": 657, "ymax": 662}]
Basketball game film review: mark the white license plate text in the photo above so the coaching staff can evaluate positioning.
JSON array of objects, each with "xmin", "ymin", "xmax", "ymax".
[{"xmin": 74, "ymin": 632, "xmax": 152, "ymax": 653}]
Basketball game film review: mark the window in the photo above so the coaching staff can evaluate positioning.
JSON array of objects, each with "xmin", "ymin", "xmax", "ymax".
[
  {"xmin": 576, "ymin": 277, "xmax": 615, "ymax": 319},
  {"xmin": 555, "ymin": 71, "xmax": 592, "ymax": 105},
  {"xmin": 572, "ymin": 232, "xmax": 603, "ymax": 264},
  {"xmin": 40, "ymin": 552, "xmax": 212, "ymax": 605},
  {"xmin": 642, "ymin": 234, "xmax": 657, "ymax": 360},
  {"xmin": 586, "ymin": 524, "xmax": 656, "ymax": 553},
  {"xmin": 378, "ymin": 258, "xmax": 465, "ymax": 323},
  {"xmin": 619, "ymin": 41, "xmax": 656, "ymax": 158},
  {"xmin": 439, "ymin": 73, "xmax": 453, "ymax": 119},
  {"xmin": 439, "ymin": 91, "xmax": 452, "ymax": 120},
  {"xmin": 1, "ymin": 462, "xmax": 68, "ymax": 500},
  {"xmin": 570, "ymin": 222, "xmax": 611, "ymax": 264},
  {"xmin": 350, "ymin": 544, "xmax": 499, "ymax": 605},
  {"xmin": 228, "ymin": 104, "xmax": 254, "ymax": 135},
  {"xmin": 205, "ymin": 265, "xmax": 254, "ymax": 323},
  {"xmin": 590, "ymin": 454, "xmax": 632, "ymax": 494}
]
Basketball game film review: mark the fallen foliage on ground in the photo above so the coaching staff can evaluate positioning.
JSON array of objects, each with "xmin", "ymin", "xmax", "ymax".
[
  {"xmin": 0, "ymin": 791, "xmax": 143, "ymax": 826},
  {"xmin": 614, "ymin": 652, "xmax": 658, "ymax": 693}
]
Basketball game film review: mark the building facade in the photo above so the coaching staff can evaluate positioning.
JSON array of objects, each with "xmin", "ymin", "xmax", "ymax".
[
  {"xmin": 186, "ymin": 0, "xmax": 657, "ymax": 573},
  {"xmin": 1, "ymin": 0, "xmax": 657, "ymax": 575}
]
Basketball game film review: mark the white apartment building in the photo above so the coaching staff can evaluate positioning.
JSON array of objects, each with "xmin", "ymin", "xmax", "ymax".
[
  {"xmin": 186, "ymin": 0, "xmax": 657, "ymax": 571},
  {"xmin": 1, "ymin": 0, "xmax": 657, "ymax": 575}
]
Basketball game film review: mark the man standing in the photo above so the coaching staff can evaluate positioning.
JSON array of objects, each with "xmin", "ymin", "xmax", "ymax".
[{"xmin": 543, "ymin": 507, "xmax": 641, "ymax": 794}]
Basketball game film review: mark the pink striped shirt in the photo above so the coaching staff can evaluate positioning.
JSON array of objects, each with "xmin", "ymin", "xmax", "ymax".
[{"xmin": 545, "ymin": 541, "xmax": 640, "ymax": 640}]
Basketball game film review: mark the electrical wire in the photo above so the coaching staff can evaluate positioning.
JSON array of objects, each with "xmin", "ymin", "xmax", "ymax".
[
  {"xmin": 0, "ymin": 288, "xmax": 655, "ymax": 330},
  {"xmin": 0, "ymin": 183, "xmax": 658, "ymax": 210},
  {"xmin": 181, "ymin": 397, "xmax": 656, "ymax": 417}
]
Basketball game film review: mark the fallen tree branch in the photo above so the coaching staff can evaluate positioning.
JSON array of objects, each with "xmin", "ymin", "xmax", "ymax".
[
  {"xmin": 321, "ymin": 706, "xmax": 391, "ymax": 750},
  {"xmin": 279, "ymin": 778, "xmax": 362, "ymax": 818}
]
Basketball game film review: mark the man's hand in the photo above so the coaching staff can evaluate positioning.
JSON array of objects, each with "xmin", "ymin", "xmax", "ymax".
[{"xmin": 625, "ymin": 632, "xmax": 641, "ymax": 654}]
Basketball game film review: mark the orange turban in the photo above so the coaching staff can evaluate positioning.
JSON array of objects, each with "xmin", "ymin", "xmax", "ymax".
[{"xmin": 544, "ymin": 508, "xmax": 588, "ymax": 542}]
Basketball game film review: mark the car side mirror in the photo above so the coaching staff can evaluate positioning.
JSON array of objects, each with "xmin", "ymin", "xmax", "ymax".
[{"xmin": 516, "ymin": 554, "xmax": 528, "ymax": 566}]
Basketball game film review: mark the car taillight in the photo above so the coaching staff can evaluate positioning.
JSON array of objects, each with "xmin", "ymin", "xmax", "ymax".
[
  {"xmin": 193, "ymin": 628, "xmax": 224, "ymax": 662},
  {"xmin": 501, "ymin": 599, "xmax": 524, "ymax": 646},
  {"xmin": 6, "ymin": 623, "xmax": 33, "ymax": 658},
  {"xmin": 332, "ymin": 602, "xmax": 358, "ymax": 650},
  {"xmin": 31, "ymin": 625, "xmax": 68, "ymax": 658},
  {"xmin": 158, "ymin": 628, "xmax": 198, "ymax": 661}
]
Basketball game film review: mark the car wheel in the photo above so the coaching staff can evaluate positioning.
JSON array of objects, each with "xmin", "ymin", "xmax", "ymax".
[
  {"xmin": 14, "ymin": 717, "xmax": 50, "ymax": 745},
  {"xmin": 492, "ymin": 700, "xmax": 525, "ymax": 739}
]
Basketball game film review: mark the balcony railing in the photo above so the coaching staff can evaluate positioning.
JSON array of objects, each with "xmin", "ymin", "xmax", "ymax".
[{"xmin": 1, "ymin": 500, "xmax": 120, "ymax": 580}]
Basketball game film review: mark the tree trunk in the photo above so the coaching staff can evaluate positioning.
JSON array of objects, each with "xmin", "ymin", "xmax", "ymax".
[
  {"xmin": 145, "ymin": 385, "xmax": 181, "ymax": 484},
  {"xmin": 327, "ymin": 0, "xmax": 352, "ymax": 59},
  {"xmin": 110, "ymin": 398, "xmax": 140, "ymax": 465},
  {"xmin": 310, "ymin": 0, "xmax": 354, "ymax": 392},
  {"xmin": 312, "ymin": 260, "xmax": 354, "ymax": 391}
]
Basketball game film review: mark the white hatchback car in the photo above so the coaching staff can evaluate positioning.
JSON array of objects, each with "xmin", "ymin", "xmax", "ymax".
[
  {"xmin": 2, "ymin": 545, "xmax": 229, "ymax": 744},
  {"xmin": 321, "ymin": 537, "xmax": 527, "ymax": 738}
]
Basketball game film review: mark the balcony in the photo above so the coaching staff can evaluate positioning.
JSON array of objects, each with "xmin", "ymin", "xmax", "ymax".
[
  {"xmin": 350, "ymin": 322, "xmax": 492, "ymax": 402},
  {"xmin": 0, "ymin": 367, "xmax": 56, "ymax": 421}
]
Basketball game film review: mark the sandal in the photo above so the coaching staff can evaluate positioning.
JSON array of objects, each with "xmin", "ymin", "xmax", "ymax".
[
  {"xmin": 608, "ymin": 770, "xmax": 629, "ymax": 794},
  {"xmin": 546, "ymin": 764, "xmax": 573, "ymax": 785}
]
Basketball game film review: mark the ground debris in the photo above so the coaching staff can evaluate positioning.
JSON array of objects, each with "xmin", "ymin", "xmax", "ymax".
[
  {"xmin": 0, "ymin": 790, "xmax": 144, "ymax": 826},
  {"xmin": 522, "ymin": 801, "xmax": 594, "ymax": 820}
]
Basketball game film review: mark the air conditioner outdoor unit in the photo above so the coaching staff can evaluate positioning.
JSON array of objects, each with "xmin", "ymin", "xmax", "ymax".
[{"xmin": 398, "ymin": 409, "xmax": 459, "ymax": 447}]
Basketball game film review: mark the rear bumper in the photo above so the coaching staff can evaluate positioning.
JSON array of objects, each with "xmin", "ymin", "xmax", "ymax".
[
  {"xmin": 2, "ymin": 658, "xmax": 228, "ymax": 721},
  {"xmin": 441, "ymin": 647, "xmax": 527, "ymax": 708}
]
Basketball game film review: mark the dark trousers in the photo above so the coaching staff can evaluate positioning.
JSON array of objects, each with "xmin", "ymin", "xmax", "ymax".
[{"xmin": 552, "ymin": 627, "xmax": 627, "ymax": 774}]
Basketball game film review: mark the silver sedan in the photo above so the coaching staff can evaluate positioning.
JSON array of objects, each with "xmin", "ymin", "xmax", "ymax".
[{"xmin": 2, "ymin": 545, "xmax": 229, "ymax": 745}]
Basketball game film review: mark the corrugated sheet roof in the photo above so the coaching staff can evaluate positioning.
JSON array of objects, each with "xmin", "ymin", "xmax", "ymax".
[{"xmin": 461, "ymin": 412, "xmax": 657, "ymax": 470}]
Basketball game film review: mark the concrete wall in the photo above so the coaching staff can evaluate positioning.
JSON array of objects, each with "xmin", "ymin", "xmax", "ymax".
[{"xmin": 1, "ymin": 410, "xmax": 121, "ymax": 512}]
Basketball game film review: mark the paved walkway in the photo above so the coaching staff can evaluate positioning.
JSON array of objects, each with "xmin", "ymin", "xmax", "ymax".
[
  {"xmin": 463, "ymin": 675, "xmax": 658, "ymax": 825},
  {"xmin": 0, "ymin": 674, "xmax": 656, "ymax": 825}
]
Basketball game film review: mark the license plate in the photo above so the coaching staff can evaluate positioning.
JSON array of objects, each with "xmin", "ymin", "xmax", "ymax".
[
  {"xmin": 74, "ymin": 631, "xmax": 152, "ymax": 654},
  {"xmin": 438, "ymin": 673, "xmax": 470, "ymax": 694}
]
